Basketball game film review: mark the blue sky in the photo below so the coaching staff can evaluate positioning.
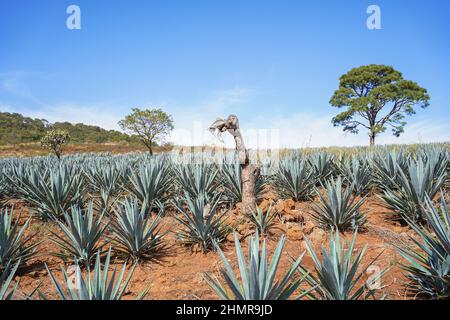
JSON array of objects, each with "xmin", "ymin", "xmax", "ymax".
[{"xmin": 1, "ymin": 0, "xmax": 449, "ymax": 148}]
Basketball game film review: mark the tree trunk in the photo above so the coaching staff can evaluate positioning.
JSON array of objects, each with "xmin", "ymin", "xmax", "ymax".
[
  {"xmin": 223, "ymin": 115, "xmax": 258, "ymax": 215},
  {"xmin": 241, "ymin": 163, "xmax": 260, "ymax": 215},
  {"xmin": 209, "ymin": 115, "xmax": 260, "ymax": 215},
  {"xmin": 148, "ymin": 140, "xmax": 154, "ymax": 155},
  {"xmin": 369, "ymin": 133, "xmax": 376, "ymax": 146},
  {"xmin": 54, "ymin": 144, "xmax": 61, "ymax": 159}
]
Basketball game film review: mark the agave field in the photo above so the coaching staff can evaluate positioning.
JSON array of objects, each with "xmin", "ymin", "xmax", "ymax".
[{"xmin": 0, "ymin": 143, "xmax": 449, "ymax": 300}]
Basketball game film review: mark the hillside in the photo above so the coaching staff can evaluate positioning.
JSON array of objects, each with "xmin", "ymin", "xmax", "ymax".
[{"xmin": 0, "ymin": 112, "xmax": 137, "ymax": 145}]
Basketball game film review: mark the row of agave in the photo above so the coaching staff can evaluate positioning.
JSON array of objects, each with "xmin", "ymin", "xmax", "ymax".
[
  {"xmin": 2, "ymin": 192, "xmax": 448, "ymax": 300},
  {"xmin": 0, "ymin": 145, "xmax": 449, "ymax": 300}
]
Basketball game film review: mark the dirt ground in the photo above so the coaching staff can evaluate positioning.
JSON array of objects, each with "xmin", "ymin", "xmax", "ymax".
[{"xmin": 6, "ymin": 191, "xmax": 417, "ymax": 301}]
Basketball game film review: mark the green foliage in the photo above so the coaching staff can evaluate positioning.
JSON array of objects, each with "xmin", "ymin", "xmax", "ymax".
[
  {"xmin": 174, "ymin": 193, "xmax": 230, "ymax": 252},
  {"xmin": 342, "ymin": 155, "xmax": 373, "ymax": 196},
  {"xmin": 126, "ymin": 161, "xmax": 172, "ymax": 212},
  {"xmin": 204, "ymin": 232, "xmax": 307, "ymax": 300},
  {"xmin": 309, "ymin": 152, "xmax": 335, "ymax": 180},
  {"xmin": 395, "ymin": 195, "xmax": 450, "ymax": 299},
  {"xmin": 0, "ymin": 260, "xmax": 20, "ymax": 300},
  {"xmin": 9, "ymin": 164, "xmax": 84, "ymax": 220},
  {"xmin": 174, "ymin": 163, "xmax": 219, "ymax": 201},
  {"xmin": 380, "ymin": 157, "xmax": 447, "ymax": 222},
  {"xmin": 220, "ymin": 162, "xmax": 266, "ymax": 203},
  {"xmin": 118, "ymin": 108, "xmax": 174, "ymax": 154},
  {"xmin": 330, "ymin": 64, "xmax": 430, "ymax": 145},
  {"xmin": 49, "ymin": 204, "xmax": 107, "ymax": 266},
  {"xmin": 41, "ymin": 129, "xmax": 71, "ymax": 159},
  {"xmin": 0, "ymin": 208, "xmax": 39, "ymax": 271},
  {"xmin": 373, "ymin": 149, "xmax": 409, "ymax": 191},
  {"xmin": 45, "ymin": 248, "xmax": 146, "ymax": 300},
  {"xmin": 273, "ymin": 156, "xmax": 316, "ymax": 201},
  {"xmin": 311, "ymin": 177, "xmax": 367, "ymax": 231},
  {"xmin": 110, "ymin": 198, "xmax": 166, "ymax": 261},
  {"xmin": 244, "ymin": 204, "xmax": 279, "ymax": 236},
  {"xmin": 0, "ymin": 112, "xmax": 133, "ymax": 146},
  {"xmin": 298, "ymin": 231, "xmax": 387, "ymax": 300},
  {"xmin": 84, "ymin": 163, "xmax": 122, "ymax": 213}
]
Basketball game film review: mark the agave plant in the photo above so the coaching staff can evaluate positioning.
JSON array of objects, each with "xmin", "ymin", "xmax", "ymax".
[
  {"xmin": 395, "ymin": 194, "xmax": 450, "ymax": 299},
  {"xmin": 342, "ymin": 156, "xmax": 373, "ymax": 196},
  {"xmin": 204, "ymin": 232, "xmax": 309, "ymax": 300},
  {"xmin": 45, "ymin": 248, "xmax": 147, "ymax": 300},
  {"xmin": 273, "ymin": 157, "xmax": 315, "ymax": 201},
  {"xmin": 127, "ymin": 162, "xmax": 172, "ymax": 213},
  {"xmin": 373, "ymin": 149, "xmax": 409, "ymax": 191},
  {"xmin": 380, "ymin": 157, "xmax": 447, "ymax": 222},
  {"xmin": 221, "ymin": 162, "xmax": 266, "ymax": 203},
  {"xmin": 84, "ymin": 164, "xmax": 121, "ymax": 213},
  {"xmin": 110, "ymin": 198, "xmax": 166, "ymax": 261},
  {"xmin": 0, "ymin": 260, "xmax": 20, "ymax": 300},
  {"xmin": 49, "ymin": 204, "xmax": 107, "ymax": 266},
  {"xmin": 311, "ymin": 177, "xmax": 367, "ymax": 231},
  {"xmin": 8, "ymin": 164, "xmax": 84, "ymax": 220},
  {"xmin": 0, "ymin": 207, "xmax": 39, "ymax": 271},
  {"xmin": 245, "ymin": 204, "xmax": 279, "ymax": 236},
  {"xmin": 309, "ymin": 151, "xmax": 335, "ymax": 181},
  {"xmin": 174, "ymin": 163, "xmax": 219, "ymax": 200},
  {"xmin": 298, "ymin": 231, "xmax": 387, "ymax": 300},
  {"xmin": 174, "ymin": 192, "xmax": 230, "ymax": 252}
]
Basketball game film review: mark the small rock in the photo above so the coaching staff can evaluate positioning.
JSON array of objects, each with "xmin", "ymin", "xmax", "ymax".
[
  {"xmin": 283, "ymin": 214, "xmax": 296, "ymax": 222},
  {"xmin": 287, "ymin": 225, "xmax": 303, "ymax": 241},
  {"xmin": 308, "ymin": 228, "xmax": 326, "ymax": 243},
  {"xmin": 303, "ymin": 221, "xmax": 316, "ymax": 235},
  {"xmin": 226, "ymin": 233, "xmax": 235, "ymax": 242}
]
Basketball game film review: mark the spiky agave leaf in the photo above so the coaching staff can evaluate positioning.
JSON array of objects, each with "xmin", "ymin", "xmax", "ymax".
[
  {"xmin": 298, "ymin": 231, "xmax": 388, "ymax": 300},
  {"xmin": 380, "ymin": 157, "xmax": 447, "ymax": 222},
  {"xmin": 342, "ymin": 155, "xmax": 373, "ymax": 196},
  {"xmin": 308, "ymin": 152, "xmax": 335, "ymax": 181},
  {"xmin": 45, "ymin": 248, "xmax": 147, "ymax": 300},
  {"xmin": 395, "ymin": 194, "xmax": 450, "ymax": 299},
  {"xmin": 204, "ymin": 231, "xmax": 308, "ymax": 300},
  {"xmin": 220, "ymin": 161, "xmax": 266, "ymax": 203},
  {"xmin": 311, "ymin": 177, "xmax": 367, "ymax": 232},
  {"xmin": 373, "ymin": 149, "xmax": 409, "ymax": 191},
  {"xmin": 273, "ymin": 156, "xmax": 316, "ymax": 201},
  {"xmin": 7, "ymin": 164, "xmax": 84, "ymax": 220},
  {"xmin": 0, "ymin": 260, "xmax": 20, "ymax": 300},
  {"xmin": 84, "ymin": 163, "xmax": 122, "ymax": 213},
  {"xmin": 174, "ymin": 192, "xmax": 230, "ymax": 252},
  {"xmin": 127, "ymin": 161, "xmax": 172, "ymax": 213},
  {"xmin": 49, "ymin": 204, "xmax": 107, "ymax": 266},
  {"xmin": 244, "ymin": 204, "xmax": 279, "ymax": 236},
  {"xmin": 110, "ymin": 197, "xmax": 166, "ymax": 261},
  {"xmin": 174, "ymin": 162, "xmax": 219, "ymax": 201},
  {"xmin": 0, "ymin": 207, "xmax": 39, "ymax": 271}
]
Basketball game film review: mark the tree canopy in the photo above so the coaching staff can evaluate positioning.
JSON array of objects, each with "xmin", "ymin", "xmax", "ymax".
[
  {"xmin": 118, "ymin": 108, "xmax": 174, "ymax": 155},
  {"xmin": 330, "ymin": 64, "xmax": 430, "ymax": 145},
  {"xmin": 41, "ymin": 129, "xmax": 71, "ymax": 159},
  {"xmin": 0, "ymin": 112, "xmax": 135, "ymax": 145}
]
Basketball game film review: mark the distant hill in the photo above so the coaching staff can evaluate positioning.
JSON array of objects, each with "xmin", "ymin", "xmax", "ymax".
[{"xmin": 0, "ymin": 112, "xmax": 137, "ymax": 145}]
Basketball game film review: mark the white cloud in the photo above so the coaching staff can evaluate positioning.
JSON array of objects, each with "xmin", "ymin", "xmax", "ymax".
[{"xmin": 168, "ymin": 112, "xmax": 450, "ymax": 149}]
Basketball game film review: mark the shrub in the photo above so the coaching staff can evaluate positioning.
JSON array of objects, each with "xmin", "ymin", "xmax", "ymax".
[
  {"xmin": 395, "ymin": 194, "xmax": 450, "ymax": 299},
  {"xmin": 311, "ymin": 177, "xmax": 367, "ymax": 231},
  {"xmin": 204, "ymin": 232, "xmax": 308, "ymax": 300}
]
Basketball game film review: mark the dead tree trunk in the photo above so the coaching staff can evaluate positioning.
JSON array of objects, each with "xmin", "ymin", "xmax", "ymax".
[{"xmin": 209, "ymin": 115, "xmax": 259, "ymax": 215}]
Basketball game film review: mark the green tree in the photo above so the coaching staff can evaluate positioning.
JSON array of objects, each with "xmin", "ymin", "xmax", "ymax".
[
  {"xmin": 330, "ymin": 64, "xmax": 430, "ymax": 146},
  {"xmin": 118, "ymin": 108, "xmax": 174, "ymax": 155},
  {"xmin": 41, "ymin": 129, "xmax": 71, "ymax": 159}
]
